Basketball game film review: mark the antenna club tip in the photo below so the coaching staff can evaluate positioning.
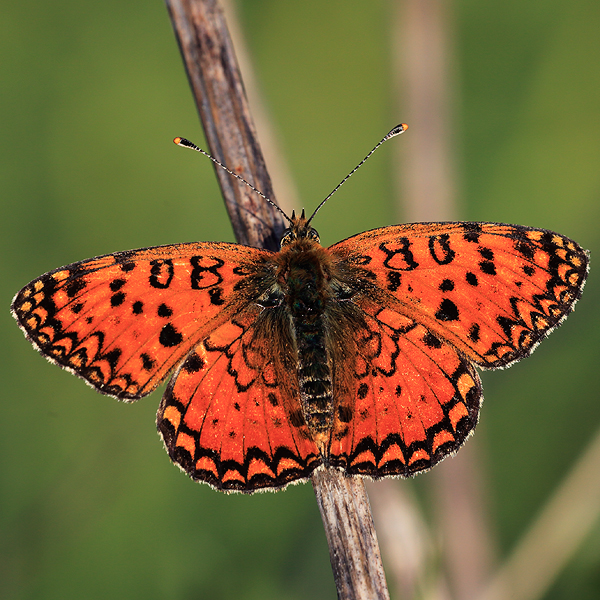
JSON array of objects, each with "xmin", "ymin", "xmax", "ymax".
[
  {"xmin": 174, "ymin": 137, "xmax": 198, "ymax": 150},
  {"xmin": 383, "ymin": 123, "xmax": 409, "ymax": 141}
]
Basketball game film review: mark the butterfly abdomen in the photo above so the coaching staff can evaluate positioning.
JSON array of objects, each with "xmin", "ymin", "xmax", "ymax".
[{"xmin": 279, "ymin": 241, "xmax": 335, "ymax": 451}]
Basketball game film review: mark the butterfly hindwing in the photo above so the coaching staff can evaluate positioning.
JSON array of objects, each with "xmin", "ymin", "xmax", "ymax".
[
  {"xmin": 158, "ymin": 306, "xmax": 322, "ymax": 492},
  {"xmin": 11, "ymin": 242, "xmax": 272, "ymax": 400},
  {"xmin": 327, "ymin": 304, "xmax": 481, "ymax": 477},
  {"xmin": 329, "ymin": 222, "xmax": 589, "ymax": 370}
]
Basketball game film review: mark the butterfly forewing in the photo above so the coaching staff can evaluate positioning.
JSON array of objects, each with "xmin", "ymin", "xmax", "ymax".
[
  {"xmin": 329, "ymin": 222, "xmax": 589, "ymax": 370},
  {"xmin": 12, "ymin": 242, "xmax": 272, "ymax": 400}
]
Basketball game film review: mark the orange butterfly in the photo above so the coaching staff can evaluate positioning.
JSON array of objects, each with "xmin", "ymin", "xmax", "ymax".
[{"xmin": 12, "ymin": 126, "xmax": 589, "ymax": 492}]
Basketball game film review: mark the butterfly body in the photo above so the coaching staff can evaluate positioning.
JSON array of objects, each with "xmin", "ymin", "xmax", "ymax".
[{"xmin": 12, "ymin": 215, "xmax": 588, "ymax": 492}]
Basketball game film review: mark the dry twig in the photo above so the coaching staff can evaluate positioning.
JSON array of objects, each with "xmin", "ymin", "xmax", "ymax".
[{"xmin": 165, "ymin": 1, "xmax": 391, "ymax": 598}]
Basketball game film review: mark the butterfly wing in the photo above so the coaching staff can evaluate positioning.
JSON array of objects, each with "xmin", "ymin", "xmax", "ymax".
[
  {"xmin": 157, "ymin": 302, "xmax": 322, "ymax": 492},
  {"xmin": 11, "ymin": 242, "xmax": 273, "ymax": 400},
  {"xmin": 329, "ymin": 222, "xmax": 589, "ymax": 369},
  {"xmin": 325, "ymin": 303, "xmax": 481, "ymax": 477}
]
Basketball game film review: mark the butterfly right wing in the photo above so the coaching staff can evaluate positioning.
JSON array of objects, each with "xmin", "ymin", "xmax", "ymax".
[
  {"xmin": 157, "ymin": 303, "xmax": 322, "ymax": 492},
  {"xmin": 11, "ymin": 242, "xmax": 273, "ymax": 400}
]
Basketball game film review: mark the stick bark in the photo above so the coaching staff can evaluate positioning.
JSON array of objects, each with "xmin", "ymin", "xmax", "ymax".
[{"xmin": 165, "ymin": 1, "xmax": 391, "ymax": 598}]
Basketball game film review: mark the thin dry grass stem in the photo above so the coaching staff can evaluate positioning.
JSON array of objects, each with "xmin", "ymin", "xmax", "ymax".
[
  {"xmin": 431, "ymin": 445, "xmax": 496, "ymax": 599},
  {"xmin": 367, "ymin": 479, "xmax": 431, "ymax": 599},
  {"xmin": 165, "ymin": 1, "xmax": 391, "ymax": 598},
  {"xmin": 386, "ymin": 1, "xmax": 497, "ymax": 598},
  {"xmin": 477, "ymin": 426, "xmax": 600, "ymax": 600},
  {"xmin": 393, "ymin": 0, "xmax": 458, "ymax": 223}
]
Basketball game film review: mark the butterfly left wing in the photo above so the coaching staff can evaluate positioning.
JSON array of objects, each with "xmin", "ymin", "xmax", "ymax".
[
  {"xmin": 326, "ymin": 303, "xmax": 482, "ymax": 477},
  {"xmin": 157, "ymin": 303, "xmax": 322, "ymax": 492},
  {"xmin": 329, "ymin": 222, "xmax": 589, "ymax": 370},
  {"xmin": 11, "ymin": 242, "xmax": 273, "ymax": 400}
]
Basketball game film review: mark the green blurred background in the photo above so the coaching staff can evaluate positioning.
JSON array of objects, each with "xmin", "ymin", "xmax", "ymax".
[{"xmin": 2, "ymin": 1, "xmax": 599, "ymax": 599}]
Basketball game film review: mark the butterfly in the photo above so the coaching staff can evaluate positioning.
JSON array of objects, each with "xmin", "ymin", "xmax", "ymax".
[{"xmin": 11, "ymin": 125, "xmax": 589, "ymax": 493}]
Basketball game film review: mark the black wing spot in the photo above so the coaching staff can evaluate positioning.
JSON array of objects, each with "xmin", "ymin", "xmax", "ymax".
[
  {"xmin": 71, "ymin": 303, "xmax": 84, "ymax": 314},
  {"xmin": 268, "ymin": 393, "xmax": 279, "ymax": 407},
  {"xmin": 395, "ymin": 385, "xmax": 402, "ymax": 396},
  {"xmin": 65, "ymin": 278, "xmax": 87, "ymax": 298},
  {"xmin": 380, "ymin": 238, "xmax": 418, "ymax": 271},
  {"xmin": 184, "ymin": 353, "xmax": 204, "ymax": 373},
  {"xmin": 158, "ymin": 303, "xmax": 173, "ymax": 317},
  {"xmin": 103, "ymin": 348, "xmax": 122, "ymax": 369},
  {"xmin": 159, "ymin": 323, "xmax": 183, "ymax": 347},
  {"xmin": 209, "ymin": 287, "xmax": 225, "ymax": 306},
  {"xmin": 468, "ymin": 323, "xmax": 480, "ymax": 343},
  {"xmin": 423, "ymin": 332, "xmax": 442, "ymax": 348},
  {"xmin": 110, "ymin": 278, "xmax": 126, "ymax": 292},
  {"xmin": 132, "ymin": 301, "xmax": 144, "ymax": 315},
  {"xmin": 110, "ymin": 292, "xmax": 126, "ymax": 307},
  {"xmin": 479, "ymin": 261, "xmax": 496, "ymax": 276},
  {"xmin": 357, "ymin": 383, "xmax": 369, "ymax": 399},
  {"xmin": 435, "ymin": 299, "xmax": 459, "ymax": 322},
  {"xmin": 120, "ymin": 262, "xmax": 136, "ymax": 272},
  {"xmin": 387, "ymin": 271, "xmax": 402, "ymax": 292},
  {"xmin": 497, "ymin": 315, "xmax": 516, "ymax": 338},
  {"xmin": 429, "ymin": 234, "xmax": 456, "ymax": 265},
  {"xmin": 149, "ymin": 259, "xmax": 174, "ymax": 289},
  {"xmin": 140, "ymin": 353, "xmax": 155, "ymax": 371},
  {"xmin": 466, "ymin": 272, "xmax": 478, "ymax": 286},
  {"xmin": 523, "ymin": 265, "xmax": 535, "ymax": 276},
  {"xmin": 233, "ymin": 402, "xmax": 241, "ymax": 412},
  {"xmin": 515, "ymin": 241, "xmax": 535, "ymax": 259},
  {"xmin": 439, "ymin": 279, "xmax": 454, "ymax": 292},
  {"xmin": 478, "ymin": 247, "xmax": 494, "ymax": 261}
]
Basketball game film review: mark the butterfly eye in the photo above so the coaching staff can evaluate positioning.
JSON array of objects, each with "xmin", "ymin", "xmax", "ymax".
[
  {"xmin": 279, "ymin": 225, "xmax": 320, "ymax": 247},
  {"xmin": 308, "ymin": 228, "xmax": 320, "ymax": 243},
  {"xmin": 280, "ymin": 229, "xmax": 293, "ymax": 247}
]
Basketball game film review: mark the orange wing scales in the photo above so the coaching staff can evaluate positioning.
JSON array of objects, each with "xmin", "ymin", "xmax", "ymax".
[{"xmin": 12, "ymin": 218, "xmax": 589, "ymax": 493}]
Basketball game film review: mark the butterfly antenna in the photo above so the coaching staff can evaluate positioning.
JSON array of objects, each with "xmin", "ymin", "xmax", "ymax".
[
  {"xmin": 306, "ymin": 123, "xmax": 409, "ymax": 225},
  {"xmin": 173, "ymin": 137, "xmax": 292, "ymax": 225}
]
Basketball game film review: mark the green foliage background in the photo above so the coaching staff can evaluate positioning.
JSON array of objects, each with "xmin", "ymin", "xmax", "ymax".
[{"xmin": 2, "ymin": 1, "xmax": 599, "ymax": 598}]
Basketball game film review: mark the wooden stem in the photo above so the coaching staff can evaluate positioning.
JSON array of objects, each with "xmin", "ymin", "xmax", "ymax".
[
  {"xmin": 166, "ymin": 0, "xmax": 284, "ymax": 251},
  {"xmin": 165, "ymin": 1, "xmax": 391, "ymax": 598},
  {"xmin": 313, "ymin": 470, "xmax": 391, "ymax": 600}
]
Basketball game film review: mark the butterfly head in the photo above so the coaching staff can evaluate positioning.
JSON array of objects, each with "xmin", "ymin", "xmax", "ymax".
[{"xmin": 280, "ymin": 209, "xmax": 320, "ymax": 247}]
